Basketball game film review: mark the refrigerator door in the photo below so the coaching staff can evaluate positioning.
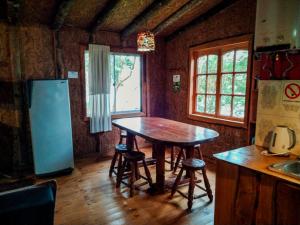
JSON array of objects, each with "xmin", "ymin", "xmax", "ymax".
[{"xmin": 29, "ymin": 80, "xmax": 74, "ymax": 175}]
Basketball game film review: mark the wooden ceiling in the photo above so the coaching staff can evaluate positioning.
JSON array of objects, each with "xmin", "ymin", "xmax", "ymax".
[{"xmin": 3, "ymin": 0, "xmax": 233, "ymax": 39}]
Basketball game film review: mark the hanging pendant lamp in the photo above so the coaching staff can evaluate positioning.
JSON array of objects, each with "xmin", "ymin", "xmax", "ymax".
[{"xmin": 137, "ymin": 31, "xmax": 155, "ymax": 52}]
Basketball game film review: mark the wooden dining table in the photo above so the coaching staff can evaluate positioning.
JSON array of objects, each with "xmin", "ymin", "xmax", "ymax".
[{"xmin": 112, "ymin": 117, "xmax": 219, "ymax": 193}]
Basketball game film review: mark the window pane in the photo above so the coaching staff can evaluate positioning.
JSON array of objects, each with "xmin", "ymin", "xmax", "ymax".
[
  {"xmin": 220, "ymin": 95, "xmax": 232, "ymax": 116},
  {"xmin": 222, "ymin": 51, "xmax": 234, "ymax": 72},
  {"xmin": 197, "ymin": 75, "xmax": 206, "ymax": 94},
  {"xmin": 207, "ymin": 54, "xmax": 218, "ymax": 73},
  {"xmin": 197, "ymin": 56, "xmax": 207, "ymax": 74},
  {"xmin": 110, "ymin": 54, "xmax": 141, "ymax": 113},
  {"xmin": 233, "ymin": 96, "xmax": 245, "ymax": 118},
  {"xmin": 221, "ymin": 74, "xmax": 233, "ymax": 94},
  {"xmin": 206, "ymin": 95, "xmax": 216, "ymax": 114},
  {"xmin": 235, "ymin": 50, "xmax": 248, "ymax": 72},
  {"xmin": 207, "ymin": 75, "xmax": 217, "ymax": 94},
  {"xmin": 196, "ymin": 95, "xmax": 205, "ymax": 113},
  {"xmin": 234, "ymin": 73, "xmax": 247, "ymax": 95}
]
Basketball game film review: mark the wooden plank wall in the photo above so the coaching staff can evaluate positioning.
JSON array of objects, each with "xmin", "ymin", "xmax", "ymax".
[{"xmin": 0, "ymin": 22, "xmax": 15, "ymax": 172}]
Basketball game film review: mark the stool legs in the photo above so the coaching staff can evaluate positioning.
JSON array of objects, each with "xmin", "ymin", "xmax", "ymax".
[
  {"xmin": 129, "ymin": 161, "xmax": 136, "ymax": 197},
  {"xmin": 109, "ymin": 152, "xmax": 118, "ymax": 177},
  {"xmin": 117, "ymin": 157, "xmax": 153, "ymax": 197},
  {"xmin": 202, "ymin": 168, "xmax": 213, "ymax": 202},
  {"xmin": 116, "ymin": 154, "xmax": 123, "ymax": 182},
  {"xmin": 116, "ymin": 160, "xmax": 126, "ymax": 188},
  {"xmin": 142, "ymin": 160, "xmax": 153, "ymax": 186},
  {"xmin": 134, "ymin": 161, "xmax": 140, "ymax": 180},
  {"xmin": 187, "ymin": 170, "xmax": 196, "ymax": 211},
  {"xmin": 134, "ymin": 137, "xmax": 140, "ymax": 152},
  {"xmin": 170, "ymin": 159, "xmax": 213, "ymax": 211},
  {"xmin": 173, "ymin": 148, "xmax": 186, "ymax": 173},
  {"xmin": 170, "ymin": 147, "xmax": 174, "ymax": 170},
  {"xmin": 171, "ymin": 167, "xmax": 184, "ymax": 197},
  {"xmin": 196, "ymin": 148, "xmax": 203, "ymax": 160}
]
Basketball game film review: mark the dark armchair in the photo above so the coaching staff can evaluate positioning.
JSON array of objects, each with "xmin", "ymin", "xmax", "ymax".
[{"xmin": 0, "ymin": 180, "xmax": 57, "ymax": 225}]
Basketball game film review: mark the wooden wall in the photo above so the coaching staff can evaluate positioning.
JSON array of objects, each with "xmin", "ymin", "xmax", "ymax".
[
  {"xmin": 164, "ymin": 0, "xmax": 257, "ymax": 160},
  {"xmin": 0, "ymin": 22, "xmax": 15, "ymax": 171},
  {"xmin": 0, "ymin": 22, "xmax": 166, "ymax": 172}
]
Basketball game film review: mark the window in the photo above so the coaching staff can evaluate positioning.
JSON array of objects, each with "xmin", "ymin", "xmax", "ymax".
[
  {"xmin": 84, "ymin": 51, "xmax": 143, "ymax": 117},
  {"xmin": 188, "ymin": 36, "xmax": 251, "ymax": 127},
  {"xmin": 110, "ymin": 53, "xmax": 142, "ymax": 114}
]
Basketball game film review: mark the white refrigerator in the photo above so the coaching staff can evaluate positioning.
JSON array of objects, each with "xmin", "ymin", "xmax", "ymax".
[{"xmin": 28, "ymin": 79, "xmax": 74, "ymax": 176}]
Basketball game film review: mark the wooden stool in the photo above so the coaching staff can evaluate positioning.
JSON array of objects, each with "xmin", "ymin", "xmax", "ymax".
[
  {"xmin": 116, "ymin": 151, "xmax": 153, "ymax": 197},
  {"xmin": 119, "ymin": 130, "xmax": 140, "ymax": 151},
  {"xmin": 121, "ymin": 129, "xmax": 156, "ymax": 166},
  {"xmin": 109, "ymin": 144, "xmax": 129, "ymax": 178},
  {"xmin": 173, "ymin": 145, "xmax": 203, "ymax": 173},
  {"xmin": 170, "ymin": 158, "xmax": 213, "ymax": 211}
]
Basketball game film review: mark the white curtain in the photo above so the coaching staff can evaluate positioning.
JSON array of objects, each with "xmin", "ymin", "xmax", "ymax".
[{"xmin": 88, "ymin": 44, "xmax": 112, "ymax": 133}]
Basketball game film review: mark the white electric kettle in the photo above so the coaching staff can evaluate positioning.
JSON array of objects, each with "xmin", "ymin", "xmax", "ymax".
[{"xmin": 269, "ymin": 126, "xmax": 296, "ymax": 154}]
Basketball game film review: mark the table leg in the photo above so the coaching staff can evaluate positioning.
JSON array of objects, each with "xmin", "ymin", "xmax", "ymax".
[
  {"xmin": 185, "ymin": 146, "xmax": 195, "ymax": 178},
  {"xmin": 152, "ymin": 143, "xmax": 165, "ymax": 193},
  {"xmin": 152, "ymin": 145, "xmax": 157, "ymax": 159},
  {"xmin": 126, "ymin": 132, "xmax": 134, "ymax": 151}
]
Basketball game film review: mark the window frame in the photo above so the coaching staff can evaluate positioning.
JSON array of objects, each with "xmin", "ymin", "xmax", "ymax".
[
  {"xmin": 188, "ymin": 35, "xmax": 253, "ymax": 128},
  {"xmin": 80, "ymin": 45, "xmax": 147, "ymax": 121}
]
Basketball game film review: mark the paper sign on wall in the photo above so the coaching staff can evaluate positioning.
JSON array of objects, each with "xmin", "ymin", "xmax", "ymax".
[
  {"xmin": 282, "ymin": 81, "xmax": 300, "ymax": 102},
  {"xmin": 68, "ymin": 71, "xmax": 78, "ymax": 79},
  {"xmin": 173, "ymin": 74, "xmax": 180, "ymax": 92}
]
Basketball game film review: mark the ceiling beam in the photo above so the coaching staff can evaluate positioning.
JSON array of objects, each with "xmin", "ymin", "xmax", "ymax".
[
  {"xmin": 51, "ymin": 0, "xmax": 76, "ymax": 31},
  {"xmin": 88, "ymin": 0, "xmax": 119, "ymax": 33},
  {"xmin": 121, "ymin": 0, "xmax": 172, "ymax": 39},
  {"xmin": 152, "ymin": 0, "xmax": 204, "ymax": 35},
  {"xmin": 166, "ymin": 0, "xmax": 237, "ymax": 41}
]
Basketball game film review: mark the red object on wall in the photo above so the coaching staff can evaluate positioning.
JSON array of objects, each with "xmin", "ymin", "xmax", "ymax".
[{"xmin": 259, "ymin": 53, "xmax": 300, "ymax": 80}]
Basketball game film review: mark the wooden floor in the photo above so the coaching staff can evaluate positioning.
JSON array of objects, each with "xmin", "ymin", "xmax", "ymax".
[{"xmin": 47, "ymin": 148, "xmax": 216, "ymax": 225}]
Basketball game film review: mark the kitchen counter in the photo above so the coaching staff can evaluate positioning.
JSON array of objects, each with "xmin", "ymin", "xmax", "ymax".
[
  {"xmin": 213, "ymin": 145, "xmax": 300, "ymax": 225},
  {"xmin": 213, "ymin": 145, "xmax": 300, "ymax": 185}
]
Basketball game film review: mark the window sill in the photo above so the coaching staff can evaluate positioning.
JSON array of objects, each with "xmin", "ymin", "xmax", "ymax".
[
  {"xmin": 112, "ymin": 112, "xmax": 146, "ymax": 119},
  {"xmin": 188, "ymin": 113, "xmax": 247, "ymax": 128},
  {"xmin": 83, "ymin": 112, "xmax": 146, "ymax": 122}
]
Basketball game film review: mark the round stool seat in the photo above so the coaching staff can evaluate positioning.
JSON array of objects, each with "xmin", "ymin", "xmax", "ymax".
[
  {"xmin": 115, "ymin": 144, "xmax": 129, "ymax": 153},
  {"xmin": 125, "ymin": 151, "xmax": 145, "ymax": 161},
  {"xmin": 182, "ymin": 158, "xmax": 205, "ymax": 170}
]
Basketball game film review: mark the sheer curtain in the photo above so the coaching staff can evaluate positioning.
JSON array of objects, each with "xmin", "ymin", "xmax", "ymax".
[{"xmin": 88, "ymin": 44, "xmax": 112, "ymax": 133}]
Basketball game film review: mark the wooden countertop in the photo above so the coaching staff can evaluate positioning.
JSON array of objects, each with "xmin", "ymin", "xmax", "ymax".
[{"xmin": 213, "ymin": 145, "xmax": 300, "ymax": 185}]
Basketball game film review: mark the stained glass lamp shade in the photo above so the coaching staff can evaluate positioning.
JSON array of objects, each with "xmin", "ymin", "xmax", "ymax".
[{"xmin": 137, "ymin": 31, "xmax": 155, "ymax": 52}]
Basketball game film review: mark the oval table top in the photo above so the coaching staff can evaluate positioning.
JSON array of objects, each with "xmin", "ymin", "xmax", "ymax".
[{"xmin": 112, "ymin": 117, "xmax": 219, "ymax": 146}]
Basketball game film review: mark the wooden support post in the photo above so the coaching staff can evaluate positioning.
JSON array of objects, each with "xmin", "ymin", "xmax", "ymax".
[
  {"xmin": 7, "ymin": 0, "xmax": 31, "ymax": 171},
  {"xmin": 53, "ymin": 31, "xmax": 64, "ymax": 79}
]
